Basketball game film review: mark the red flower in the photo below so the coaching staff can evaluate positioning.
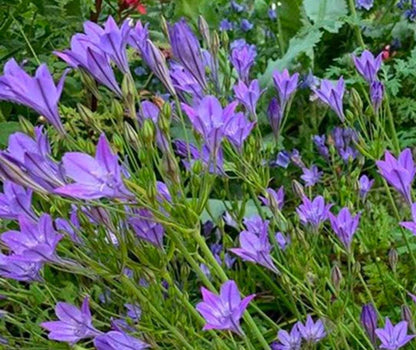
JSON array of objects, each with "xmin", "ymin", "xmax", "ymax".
[{"xmin": 125, "ymin": 0, "xmax": 146, "ymax": 14}]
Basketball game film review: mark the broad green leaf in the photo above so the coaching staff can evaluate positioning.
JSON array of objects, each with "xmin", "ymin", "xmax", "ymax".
[
  {"xmin": 303, "ymin": 0, "xmax": 348, "ymax": 33},
  {"xmin": 259, "ymin": 29, "xmax": 322, "ymax": 86},
  {"xmin": 0, "ymin": 121, "xmax": 21, "ymax": 147}
]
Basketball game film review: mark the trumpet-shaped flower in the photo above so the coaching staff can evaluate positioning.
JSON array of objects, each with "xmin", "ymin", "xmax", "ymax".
[
  {"xmin": 297, "ymin": 315, "xmax": 326, "ymax": 344},
  {"xmin": 0, "ymin": 59, "xmax": 67, "ymax": 134},
  {"xmin": 271, "ymin": 323, "xmax": 302, "ymax": 350},
  {"xmin": 352, "ymin": 50, "xmax": 382, "ymax": 82},
  {"xmin": 361, "ymin": 303, "xmax": 378, "ymax": 346},
  {"xmin": 233, "ymin": 79, "xmax": 262, "ymax": 117},
  {"xmin": 358, "ymin": 175, "xmax": 374, "ymax": 199},
  {"xmin": 94, "ymin": 331, "xmax": 149, "ymax": 350},
  {"xmin": 41, "ymin": 297, "xmax": 100, "ymax": 344},
  {"xmin": 296, "ymin": 196, "xmax": 332, "ymax": 229},
  {"xmin": 0, "ymin": 254, "xmax": 43, "ymax": 282},
  {"xmin": 272, "ymin": 69, "xmax": 299, "ymax": 107},
  {"xmin": 230, "ymin": 39, "xmax": 257, "ymax": 83},
  {"xmin": 315, "ymin": 78, "xmax": 346, "ymax": 122},
  {"xmin": 376, "ymin": 149, "xmax": 415, "ymax": 204},
  {"xmin": 129, "ymin": 209, "xmax": 165, "ymax": 248},
  {"xmin": 0, "ymin": 181, "xmax": 35, "ymax": 220},
  {"xmin": 224, "ymin": 112, "xmax": 255, "ymax": 152},
  {"xmin": 55, "ymin": 134, "xmax": 132, "ymax": 200},
  {"xmin": 329, "ymin": 207, "xmax": 360, "ymax": 251},
  {"xmin": 375, "ymin": 317, "xmax": 415, "ymax": 350},
  {"xmin": 196, "ymin": 280, "xmax": 255, "ymax": 334}
]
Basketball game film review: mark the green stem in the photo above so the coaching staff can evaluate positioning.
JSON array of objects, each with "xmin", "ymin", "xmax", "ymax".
[
  {"xmin": 384, "ymin": 95, "xmax": 401, "ymax": 154},
  {"xmin": 347, "ymin": 0, "xmax": 366, "ymax": 48}
]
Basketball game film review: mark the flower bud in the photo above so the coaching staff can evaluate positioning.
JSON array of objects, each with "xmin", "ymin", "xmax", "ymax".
[
  {"xmin": 402, "ymin": 305, "xmax": 415, "ymax": 333},
  {"xmin": 291, "ymin": 180, "xmax": 305, "ymax": 199},
  {"xmin": 111, "ymin": 100, "xmax": 124, "ymax": 119},
  {"xmin": 331, "ymin": 265, "xmax": 343, "ymax": 291},
  {"xmin": 123, "ymin": 122, "xmax": 140, "ymax": 150},
  {"xmin": 162, "ymin": 155, "xmax": 180, "ymax": 185},
  {"xmin": 212, "ymin": 31, "xmax": 220, "ymax": 57},
  {"xmin": 79, "ymin": 70, "xmax": 100, "ymax": 99},
  {"xmin": 77, "ymin": 103, "xmax": 94, "ymax": 125},
  {"xmin": 18, "ymin": 116, "xmax": 34, "ymax": 136},
  {"xmin": 122, "ymin": 74, "xmax": 136, "ymax": 109},
  {"xmin": 220, "ymin": 30, "xmax": 229, "ymax": 48},
  {"xmin": 198, "ymin": 16, "xmax": 211, "ymax": 48},
  {"xmin": 360, "ymin": 303, "xmax": 378, "ymax": 346},
  {"xmin": 350, "ymin": 88, "xmax": 363, "ymax": 112},
  {"xmin": 388, "ymin": 248, "xmax": 398, "ymax": 272},
  {"xmin": 161, "ymin": 16, "xmax": 169, "ymax": 40},
  {"xmin": 142, "ymin": 119, "xmax": 155, "ymax": 146}
]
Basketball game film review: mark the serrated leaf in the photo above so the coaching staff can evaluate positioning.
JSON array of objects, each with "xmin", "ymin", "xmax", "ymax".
[
  {"xmin": 303, "ymin": 0, "xmax": 348, "ymax": 33},
  {"xmin": 0, "ymin": 121, "xmax": 21, "ymax": 147},
  {"xmin": 259, "ymin": 29, "xmax": 322, "ymax": 86}
]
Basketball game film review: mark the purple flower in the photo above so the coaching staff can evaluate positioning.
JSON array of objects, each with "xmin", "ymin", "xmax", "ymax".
[
  {"xmin": 230, "ymin": 216, "xmax": 279, "ymax": 273},
  {"xmin": 352, "ymin": 50, "xmax": 382, "ymax": 83},
  {"xmin": 272, "ymin": 323, "xmax": 302, "ymax": 350},
  {"xmin": 233, "ymin": 79, "xmax": 262, "ymax": 117},
  {"xmin": 0, "ymin": 59, "xmax": 67, "ymax": 135},
  {"xmin": 300, "ymin": 165, "xmax": 322, "ymax": 187},
  {"xmin": 358, "ymin": 175, "xmax": 374, "ymax": 199},
  {"xmin": 219, "ymin": 19, "xmax": 233, "ymax": 31},
  {"xmin": 296, "ymin": 196, "xmax": 332, "ymax": 229},
  {"xmin": 240, "ymin": 19, "xmax": 253, "ymax": 32},
  {"xmin": 0, "ymin": 127, "xmax": 65, "ymax": 193},
  {"xmin": 375, "ymin": 317, "xmax": 415, "ymax": 350},
  {"xmin": 0, "ymin": 254, "xmax": 42, "ymax": 282},
  {"xmin": 290, "ymin": 149, "xmax": 305, "ymax": 168},
  {"xmin": 269, "ymin": 6, "xmax": 277, "ymax": 20},
  {"xmin": 230, "ymin": 40, "xmax": 257, "ymax": 83},
  {"xmin": 297, "ymin": 315, "xmax": 326, "ymax": 344},
  {"xmin": 94, "ymin": 331, "xmax": 149, "ymax": 350},
  {"xmin": 170, "ymin": 62, "xmax": 203, "ymax": 101},
  {"xmin": 332, "ymin": 127, "xmax": 359, "ymax": 163},
  {"xmin": 400, "ymin": 202, "xmax": 416, "ymax": 235},
  {"xmin": 169, "ymin": 19, "xmax": 206, "ymax": 90},
  {"xmin": 267, "ymin": 98, "xmax": 283, "ymax": 139},
  {"xmin": 329, "ymin": 207, "xmax": 360, "ymax": 251},
  {"xmin": 376, "ymin": 149, "xmax": 415, "ymax": 204},
  {"xmin": 0, "ymin": 181, "xmax": 35, "ymax": 220},
  {"xmin": 41, "ymin": 297, "xmax": 100, "ymax": 344},
  {"xmin": 356, "ymin": 0, "xmax": 374, "ymax": 10},
  {"xmin": 224, "ymin": 112, "xmax": 255, "ymax": 151},
  {"xmin": 371, "ymin": 80, "xmax": 384, "ymax": 112},
  {"xmin": 313, "ymin": 135, "xmax": 330, "ymax": 160},
  {"xmin": 361, "ymin": 303, "xmax": 378, "ymax": 346},
  {"xmin": 156, "ymin": 181, "xmax": 172, "ymax": 203},
  {"xmin": 182, "ymin": 96, "xmax": 238, "ymax": 156},
  {"xmin": 259, "ymin": 187, "xmax": 285, "ymax": 211},
  {"xmin": 231, "ymin": 0, "xmax": 245, "ymax": 12},
  {"xmin": 272, "ymin": 69, "xmax": 299, "ymax": 107},
  {"xmin": 270, "ymin": 151, "xmax": 291, "ymax": 168},
  {"xmin": 315, "ymin": 78, "xmax": 346, "ymax": 122},
  {"xmin": 128, "ymin": 21, "xmax": 176, "ymax": 96},
  {"xmin": 196, "ymin": 280, "xmax": 255, "ymax": 334},
  {"xmin": 55, "ymin": 134, "xmax": 132, "ymax": 200},
  {"xmin": 275, "ymin": 232, "xmax": 290, "ymax": 251},
  {"xmin": 55, "ymin": 33, "xmax": 121, "ymax": 97},
  {"xmin": 129, "ymin": 209, "xmax": 165, "ymax": 248},
  {"xmin": 1, "ymin": 214, "xmax": 63, "ymax": 263},
  {"xmin": 124, "ymin": 303, "xmax": 142, "ymax": 321}
]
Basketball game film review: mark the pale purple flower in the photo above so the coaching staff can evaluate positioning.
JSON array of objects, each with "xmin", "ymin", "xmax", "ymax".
[
  {"xmin": 269, "ymin": 6, "xmax": 277, "ymax": 20},
  {"xmin": 296, "ymin": 196, "xmax": 332, "ymax": 229},
  {"xmin": 196, "ymin": 280, "xmax": 255, "ymax": 334},
  {"xmin": 272, "ymin": 69, "xmax": 299, "ymax": 107},
  {"xmin": 55, "ymin": 33, "xmax": 121, "ymax": 97},
  {"xmin": 371, "ymin": 80, "xmax": 384, "ymax": 112},
  {"xmin": 129, "ymin": 209, "xmax": 165, "ymax": 248},
  {"xmin": 300, "ymin": 165, "xmax": 322, "ymax": 187},
  {"xmin": 220, "ymin": 19, "xmax": 233, "ymax": 31},
  {"xmin": 297, "ymin": 315, "xmax": 326, "ymax": 344},
  {"xmin": 376, "ymin": 149, "xmax": 415, "ymax": 204},
  {"xmin": 94, "ymin": 331, "xmax": 149, "ymax": 350},
  {"xmin": 315, "ymin": 78, "xmax": 346, "ymax": 122},
  {"xmin": 170, "ymin": 62, "xmax": 203, "ymax": 100},
  {"xmin": 270, "ymin": 151, "xmax": 290, "ymax": 168},
  {"xmin": 124, "ymin": 304, "xmax": 141, "ymax": 321},
  {"xmin": 41, "ymin": 297, "xmax": 100, "ymax": 344},
  {"xmin": 352, "ymin": 50, "xmax": 382, "ymax": 82},
  {"xmin": 275, "ymin": 232, "xmax": 290, "ymax": 251},
  {"xmin": 0, "ymin": 59, "xmax": 68, "ymax": 135},
  {"xmin": 168, "ymin": 19, "xmax": 206, "ymax": 90},
  {"xmin": 0, "ymin": 254, "xmax": 42, "ymax": 282},
  {"xmin": 128, "ymin": 21, "xmax": 176, "ymax": 96},
  {"xmin": 55, "ymin": 134, "xmax": 132, "ymax": 200},
  {"xmin": 375, "ymin": 317, "xmax": 415, "ymax": 350},
  {"xmin": 1, "ymin": 214, "xmax": 63, "ymax": 263},
  {"xmin": 400, "ymin": 202, "xmax": 416, "ymax": 235},
  {"xmin": 259, "ymin": 187, "xmax": 285, "ymax": 211},
  {"xmin": 0, "ymin": 181, "xmax": 35, "ymax": 220},
  {"xmin": 231, "ymin": 0, "xmax": 245, "ymax": 12},
  {"xmin": 358, "ymin": 175, "xmax": 374, "ymax": 199},
  {"xmin": 272, "ymin": 323, "xmax": 302, "ymax": 350},
  {"xmin": 233, "ymin": 79, "xmax": 262, "ymax": 117},
  {"xmin": 230, "ymin": 40, "xmax": 257, "ymax": 83},
  {"xmin": 361, "ymin": 303, "xmax": 378, "ymax": 346},
  {"xmin": 268, "ymin": 98, "xmax": 282, "ymax": 138},
  {"xmin": 356, "ymin": 0, "xmax": 374, "ymax": 10},
  {"xmin": 230, "ymin": 216, "xmax": 279, "ymax": 273},
  {"xmin": 291, "ymin": 149, "xmax": 305, "ymax": 168},
  {"xmin": 332, "ymin": 127, "xmax": 359, "ymax": 163},
  {"xmin": 156, "ymin": 181, "xmax": 172, "ymax": 203},
  {"xmin": 224, "ymin": 112, "xmax": 255, "ymax": 151},
  {"xmin": 313, "ymin": 135, "xmax": 329, "ymax": 160},
  {"xmin": 329, "ymin": 207, "xmax": 360, "ymax": 251},
  {"xmin": 182, "ymin": 96, "xmax": 238, "ymax": 156},
  {"xmin": 240, "ymin": 19, "xmax": 253, "ymax": 32}
]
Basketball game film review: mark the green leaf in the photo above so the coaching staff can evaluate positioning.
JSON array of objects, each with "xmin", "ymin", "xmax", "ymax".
[
  {"xmin": 259, "ymin": 29, "xmax": 322, "ymax": 86},
  {"xmin": 0, "ymin": 121, "xmax": 21, "ymax": 147},
  {"xmin": 303, "ymin": 0, "xmax": 348, "ymax": 33}
]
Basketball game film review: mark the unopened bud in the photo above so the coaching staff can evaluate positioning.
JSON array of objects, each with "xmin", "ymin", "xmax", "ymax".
[
  {"xmin": 79, "ymin": 70, "xmax": 100, "ymax": 98},
  {"xmin": 192, "ymin": 159, "xmax": 203, "ymax": 175},
  {"xmin": 111, "ymin": 100, "xmax": 124, "ymax": 119},
  {"xmin": 142, "ymin": 119, "xmax": 155, "ymax": 145},
  {"xmin": 402, "ymin": 305, "xmax": 415, "ymax": 333},
  {"xmin": 350, "ymin": 88, "xmax": 363, "ymax": 112},
  {"xmin": 292, "ymin": 180, "xmax": 305, "ymax": 199},
  {"xmin": 112, "ymin": 134, "xmax": 124, "ymax": 152},
  {"xmin": 18, "ymin": 116, "xmax": 34, "ymax": 136},
  {"xmin": 331, "ymin": 265, "xmax": 343, "ymax": 291},
  {"xmin": 122, "ymin": 74, "xmax": 136, "ymax": 109},
  {"xmin": 162, "ymin": 155, "xmax": 180, "ymax": 185},
  {"xmin": 198, "ymin": 16, "xmax": 211, "ymax": 48},
  {"xmin": 161, "ymin": 16, "xmax": 169, "ymax": 40},
  {"xmin": 123, "ymin": 122, "xmax": 140, "ymax": 150},
  {"xmin": 361, "ymin": 303, "xmax": 378, "ymax": 346},
  {"xmin": 212, "ymin": 31, "xmax": 220, "ymax": 57},
  {"xmin": 220, "ymin": 30, "xmax": 229, "ymax": 48},
  {"xmin": 77, "ymin": 103, "xmax": 94, "ymax": 125},
  {"xmin": 388, "ymin": 248, "xmax": 398, "ymax": 272}
]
